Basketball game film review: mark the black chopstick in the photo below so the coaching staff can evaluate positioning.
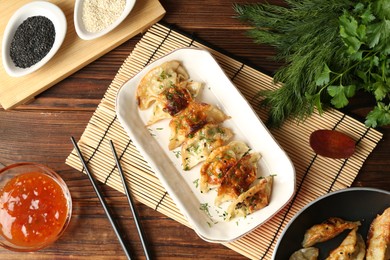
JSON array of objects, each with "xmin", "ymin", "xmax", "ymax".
[
  {"xmin": 109, "ymin": 140, "xmax": 152, "ymax": 260},
  {"xmin": 70, "ymin": 137, "xmax": 133, "ymax": 260}
]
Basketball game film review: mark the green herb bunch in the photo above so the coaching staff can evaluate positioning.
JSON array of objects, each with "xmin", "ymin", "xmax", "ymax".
[{"xmin": 234, "ymin": 0, "xmax": 390, "ymax": 128}]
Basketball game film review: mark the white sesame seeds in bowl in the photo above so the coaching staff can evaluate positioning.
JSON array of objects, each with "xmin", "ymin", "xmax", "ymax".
[{"xmin": 74, "ymin": 0, "xmax": 136, "ymax": 41}]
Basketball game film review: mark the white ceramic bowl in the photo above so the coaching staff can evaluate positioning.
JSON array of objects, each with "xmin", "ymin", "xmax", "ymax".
[
  {"xmin": 74, "ymin": 0, "xmax": 136, "ymax": 40},
  {"xmin": 1, "ymin": 1, "xmax": 67, "ymax": 78}
]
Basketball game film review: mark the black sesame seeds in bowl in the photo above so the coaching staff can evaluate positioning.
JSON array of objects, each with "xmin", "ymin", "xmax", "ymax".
[{"xmin": 2, "ymin": 1, "xmax": 67, "ymax": 77}]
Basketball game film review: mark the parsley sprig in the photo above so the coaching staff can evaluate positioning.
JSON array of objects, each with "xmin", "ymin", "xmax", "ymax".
[{"xmin": 235, "ymin": 0, "xmax": 390, "ymax": 128}]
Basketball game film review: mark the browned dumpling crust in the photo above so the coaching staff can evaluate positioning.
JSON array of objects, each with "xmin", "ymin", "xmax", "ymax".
[
  {"xmin": 181, "ymin": 124, "xmax": 234, "ymax": 171},
  {"xmin": 161, "ymin": 81, "xmax": 201, "ymax": 116},
  {"xmin": 302, "ymin": 217, "xmax": 361, "ymax": 248},
  {"xmin": 136, "ymin": 60, "xmax": 189, "ymax": 110},
  {"xmin": 215, "ymin": 152, "xmax": 260, "ymax": 206},
  {"xmin": 366, "ymin": 207, "xmax": 390, "ymax": 260},
  {"xmin": 325, "ymin": 227, "xmax": 365, "ymax": 260},
  {"xmin": 168, "ymin": 102, "xmax": 230, "ymax": 150},
  {"xmin": 200, "ymin": 141, "xmax": 249, "ymax": 193},
  {"xmin": 147, "ymin": 81, "xmax": 203, "ymax": 125},
  {"xmin": 227, "ymin": 175, "xmax": 273, "ymax": 220}
]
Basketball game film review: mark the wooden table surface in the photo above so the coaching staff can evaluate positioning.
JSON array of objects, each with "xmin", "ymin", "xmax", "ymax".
[{"xmin": 1, "ymin": 1, "xmax": 389, "ymax": 259}]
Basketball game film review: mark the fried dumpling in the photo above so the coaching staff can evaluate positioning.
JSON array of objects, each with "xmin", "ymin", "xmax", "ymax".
[
  {"xmin": 168, "ymin": 102, "xmax": 230, "ymax": 150},
  {"xmin": 354, "ymin": 235, "xmax": 366, "ymax": 260},
  {"xmin": 182, "ymin": 81, "xmax": 203, "ymax": 98},
  {"xmin": 302, "ymin": 217, "xmax": 361, "ymax": 248},
  {"xmin": 215, "ymin": 152, "xmax": 260, "ymax": 206},
  {"xmin": 289, "ymin": 247, "xmax": 319, "ymax": 260},
  {"xmin": 147, "ymin": 81, "xmax": 203, "ymax": 125},
  {"xmin": 325, "ymin": 227, "xmax": 365, "ymax": 260},
  {"xmin": 136, "ymin": 60, "xmax": 189, "ymax": 110},
  {"xmin": 200, "ymin": 141, "xmax": 249, "ymax": 193},
  {"xmin": 181, "ymin": 124, "xmax": 234, "ymax": 171},
  {"xmin": 366, "ymin": 207, "xmax": 390, "ymax": 260},
  {"xmin": 226, "ymin": 175, "xmax": 272, "ymax": 220}
]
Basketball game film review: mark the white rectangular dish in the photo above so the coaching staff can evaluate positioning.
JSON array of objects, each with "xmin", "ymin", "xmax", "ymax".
[{"xmin": 116, "ymin": 47, "xmax": 296, "ymax": 242}]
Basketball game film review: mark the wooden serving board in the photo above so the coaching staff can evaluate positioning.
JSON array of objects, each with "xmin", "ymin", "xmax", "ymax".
[{"xmin": 0, "ymin": 0, "xmax": 165, "ymax": 110}]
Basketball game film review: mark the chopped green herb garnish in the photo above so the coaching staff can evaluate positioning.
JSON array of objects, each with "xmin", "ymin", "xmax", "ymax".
[
  {"xmin": 147, "ymin": 128, "xmax": 156, "ymax": 137},
  {"xmin": 219, "ymin": 211, "xmax": 228, "ymax": 220},
  {"xmin": 200, "ymin": 203, "xmax": 212, "ymax": 217},
  {"xmin": 193, "ymin": 179, "xmax": 199, "ymax": 188},
  {"xmin": 173, "ymin": 150, "xmax": 181, "ymax": 158},
  {"xmin": 159, "ymin": 70, "xmax": 169, "ymax": 80}
]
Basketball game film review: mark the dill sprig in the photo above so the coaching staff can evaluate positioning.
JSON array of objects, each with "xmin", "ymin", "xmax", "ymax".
[{"xmin": 234, "ymin": 0, "xmax": 390, "ymax": 128}]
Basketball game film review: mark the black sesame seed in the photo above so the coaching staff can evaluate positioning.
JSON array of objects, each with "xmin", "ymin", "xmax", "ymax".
[{"xmin": 10, "ymin": 16, "xmax": 55, "ymax": 68}]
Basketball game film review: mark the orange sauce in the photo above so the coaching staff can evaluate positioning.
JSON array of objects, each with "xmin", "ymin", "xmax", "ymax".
[{"xmin": 0, "ymin": 172, "xmax": 69, "ymax": 248}]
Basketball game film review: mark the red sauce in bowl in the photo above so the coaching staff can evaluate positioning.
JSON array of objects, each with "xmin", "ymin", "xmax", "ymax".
[{"xmin": 0, "ymin": 171, "xmax": 69, "ymax": 248}]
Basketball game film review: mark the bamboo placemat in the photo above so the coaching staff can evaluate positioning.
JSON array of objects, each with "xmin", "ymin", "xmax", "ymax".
[{"xmin": 66, "ymin": 23, "xmax": 383, "ymax": 259}]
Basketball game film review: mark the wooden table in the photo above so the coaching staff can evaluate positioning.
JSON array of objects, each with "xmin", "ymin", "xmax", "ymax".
[{"xmin": 0, "ymin": 1, "xmax": 389, "ymax": 259}]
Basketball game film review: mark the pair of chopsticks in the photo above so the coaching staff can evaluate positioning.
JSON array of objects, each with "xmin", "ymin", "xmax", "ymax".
[{"xmin": 71, "ymin": 137, "xmax": 151, "ymax": 260}]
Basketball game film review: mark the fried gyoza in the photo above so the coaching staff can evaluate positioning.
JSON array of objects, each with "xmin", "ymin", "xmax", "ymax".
[
  {"xmin": 325, "ymin": 227, "xmax": 365, "ymax": 260},
  {"xmin": 136, "ymin": 60, "xmax": 189, "ymax": 110},
  {"xmin": 147, "ymin": 81, "xmax": 203, "ymax": 125},
  {"xmin": 200, "ymin": 141, "xmax": 249, "ymax": 193},
  {"xmin": 366, "ymin": 207, "xmax": 390, "ymax": 260},
  {"xmin": 302, "ymin": 217, "xmax": 361, "ymax": 248},
  {"xmin": 226, "ymin": 175, "xmax": 273, "ymax": 220},
  {"xmin": 181, "ymin": 124, "xmax": 233, "ymax": 171},
  {"xmin": 215, "ymin": 152, "xmax": 260, "ymax": 206},
  {"xmin": 137, "ymin": 60, "xmax": 271, "ymax": 221},
  {"xmin": 289, "ymin": 247, "xmax": 319, "ymax": 260},
  {"xmin": 168, "ymin": 102, "xmax": 230, "ymax": 150}
]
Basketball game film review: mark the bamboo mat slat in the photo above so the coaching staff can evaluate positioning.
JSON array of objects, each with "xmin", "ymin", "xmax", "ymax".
[{"xmin": 65, "ymin": 23, "xmax": 383, "ymax": 260}]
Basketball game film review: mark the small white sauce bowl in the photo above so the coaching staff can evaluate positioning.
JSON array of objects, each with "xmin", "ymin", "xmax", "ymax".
[
  {"xmin": 74, "ymin": 0, "xmax": 136, "ymax": 41},
  {"xmin": 1, "ymin": 1, "xmax": 67, "ymax": 78}
]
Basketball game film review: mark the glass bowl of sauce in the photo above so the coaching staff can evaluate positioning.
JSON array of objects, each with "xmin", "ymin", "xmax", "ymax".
[{"xmin": 0, "ymin": 162, "xmax": 72, "ymax": 251}]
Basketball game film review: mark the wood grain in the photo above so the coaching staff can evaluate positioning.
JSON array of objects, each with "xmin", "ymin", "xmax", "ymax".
[
  {"xmin": 0, "ymin": 0, "xmax": 165, "ymax": 109},
  {"xmin": 0, "ymin": 0, "xmax": 389, "ymax": 259}
]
